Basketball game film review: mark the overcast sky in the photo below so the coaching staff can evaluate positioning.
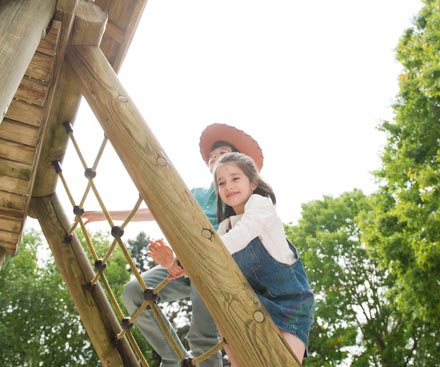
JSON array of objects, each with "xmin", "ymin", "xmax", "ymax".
[{"xmin": 27, "ymin": 0, "xmax": 423, "ymax": 239}]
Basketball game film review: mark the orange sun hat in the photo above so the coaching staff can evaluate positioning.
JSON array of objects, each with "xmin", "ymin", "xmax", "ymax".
[{"xmin": 199, "ymin": 123, "xmax": 264, "ymax": 170}]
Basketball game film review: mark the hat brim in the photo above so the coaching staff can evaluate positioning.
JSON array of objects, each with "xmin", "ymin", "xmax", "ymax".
[{"xmin": 199, "ymin": 123, "xmax": 264, "ymax": 170}]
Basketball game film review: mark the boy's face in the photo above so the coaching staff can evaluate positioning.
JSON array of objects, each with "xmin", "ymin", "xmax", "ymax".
[{"xmin": 208, "ymin": 145, "xmax": 233, "ymax": 172}]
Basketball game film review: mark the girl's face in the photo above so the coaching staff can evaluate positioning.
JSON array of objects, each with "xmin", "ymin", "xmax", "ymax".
[
  {"xmin": 208, "ymin": 145, "xmax": 233, "ymax": 172},
  {"xmin": 216, "ymin": 162, "xmax": 257, "ymax": 215}
]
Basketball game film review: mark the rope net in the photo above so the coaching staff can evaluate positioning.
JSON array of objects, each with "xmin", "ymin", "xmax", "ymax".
[{"xmin": 53, "ymin": 121, "xmax": 226, "ymax": 366}]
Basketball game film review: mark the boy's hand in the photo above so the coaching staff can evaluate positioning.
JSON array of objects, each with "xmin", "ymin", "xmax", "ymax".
[
  {"xmin": 147, "ymin": 239, "xmax": 186, "ymax": 279},
  {"xmin": 147, "ymin": 239, "xmax": 175, "ymax": 268}
]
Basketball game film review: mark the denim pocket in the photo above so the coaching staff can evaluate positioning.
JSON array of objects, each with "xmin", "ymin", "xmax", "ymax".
[{"xmin": 232, "ymin": 238, "xmax": 262, "ymax": 278}]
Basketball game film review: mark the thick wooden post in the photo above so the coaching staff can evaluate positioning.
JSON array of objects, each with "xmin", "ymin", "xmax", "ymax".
[
  {"xmin": 66, "ymin": 45, "xmax": 299, "ymax": 367},
  {"xmin": 31, "ymin": 194, "xmax": 139, "ymax": 367},
  {"xmin": 0, "ymin": 0, "xmax": 56, "ymax": 124}
]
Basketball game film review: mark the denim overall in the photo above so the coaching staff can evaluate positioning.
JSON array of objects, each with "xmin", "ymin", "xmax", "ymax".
[{"xmin": 232, "ymin": 237, "xmax": 315, "ymax": 351}]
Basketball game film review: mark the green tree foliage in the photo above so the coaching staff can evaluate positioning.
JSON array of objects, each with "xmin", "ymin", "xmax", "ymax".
[
  {"xmin": 0, "ymin": 229, "xmax": 162, "ymax": 366},
  {"xmin": 0, "ymin": 229, "xmax": 99, "ymax": 366},
  {"xmin": 287, "ymin": 190, "xmax": 410, "ymax": 367},
  {"xmin": 127, "ymin": 231, "xmax": 153, "ymax": 272},
  {"xmin": 358, "ymin": 1, "xmax": 440, "ymax": 364}
]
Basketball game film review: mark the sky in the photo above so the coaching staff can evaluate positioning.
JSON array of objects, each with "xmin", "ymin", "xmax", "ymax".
[{"xmin": 27, "ymin": 0, "xmax": 423, "ymax": 239}]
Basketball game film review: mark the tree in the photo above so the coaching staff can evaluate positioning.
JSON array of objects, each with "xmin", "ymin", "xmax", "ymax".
[
  {"xmin": 287, "ymin": 190, "xmax": 409, "ymax": 367},
  {"xmin": 0, "ymin": 229, "xmax": 160, "ymax": 366},
  {"xmin": 359, "ymin": 1, "xmax": 440, "ymax": 365},
  {"xmin": 0, "ymin": 229, "xmax": 99, "ymax": 366},
  {"xmin": 127, "ymin": 230, "xmax": 153, "ymax": 272}
]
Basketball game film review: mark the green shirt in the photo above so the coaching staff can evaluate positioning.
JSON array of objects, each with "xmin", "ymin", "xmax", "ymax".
[{"xmin": 191, "ymin": 183, "xmax": 218, "ymax": 230}]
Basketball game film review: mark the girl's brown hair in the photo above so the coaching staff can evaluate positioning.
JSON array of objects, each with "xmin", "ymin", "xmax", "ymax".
[{"xmin": 213, "ymin": 152, "xmax": 276, "ymax": 223}]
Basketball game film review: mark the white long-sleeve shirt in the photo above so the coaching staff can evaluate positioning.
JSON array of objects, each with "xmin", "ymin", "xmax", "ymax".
[{"xmin": 217, "ymin": 194, "xmax": 296, "ymax": 265}]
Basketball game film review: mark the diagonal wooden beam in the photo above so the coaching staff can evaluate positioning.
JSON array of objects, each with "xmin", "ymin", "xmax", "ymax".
[{"xmin": 0, "ymin": 0, "xmax": 56, "ymax": 124}]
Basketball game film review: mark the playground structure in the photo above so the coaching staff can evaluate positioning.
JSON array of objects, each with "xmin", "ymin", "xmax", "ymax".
[{"xmin": 0, "ymin": 1, "xmax": 300, "ymax": 366}]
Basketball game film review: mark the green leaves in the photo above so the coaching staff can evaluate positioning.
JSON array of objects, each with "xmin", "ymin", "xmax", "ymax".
[
  {"xmin": 0, "ymin": 229, "xmax": 99, "ymax": 366},
  {"xmin": 373, "ymin": 0, "xmax": 440, "ymax": 333},
  {"xmin": 287, "ymin": 190, "xmax": 399, "ymax": 366}
]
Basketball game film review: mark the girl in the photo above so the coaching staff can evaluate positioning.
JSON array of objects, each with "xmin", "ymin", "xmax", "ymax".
[
  {"xmin": 149, "ymin": 152, "xmax": 314, "ymax": 365},
  {"xmin": 212, "ymin": 152, "xmax": 314, "ymax": 365}
]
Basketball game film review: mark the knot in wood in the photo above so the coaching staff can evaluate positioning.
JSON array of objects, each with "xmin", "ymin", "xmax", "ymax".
[
  {"xmin": 253, "ymin": 310, "xmax": 265, "ymax": 323},
  {"xmin": 116, "ymin": 94, "xmax": 128, "ymax": 103},
  {"xmin": 201, "ymin": 228, "xmax": 213, "ymax": 239},
  {"xmin": 156, "ymin": 156, "xmax": 168, "ymax": 166}
]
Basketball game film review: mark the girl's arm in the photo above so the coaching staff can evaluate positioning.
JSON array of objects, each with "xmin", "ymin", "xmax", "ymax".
[{"xmin": 220, "ymin": 195, "xmax": 275, "ymax": 254}]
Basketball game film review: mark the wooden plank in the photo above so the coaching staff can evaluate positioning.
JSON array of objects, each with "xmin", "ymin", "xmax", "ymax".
[
  {"xmin": 4, "ymin": 99, "xmax": 43, "ymax": 129},
  {"xmin": 14, "ymin": 77, "xmax": 49, "ymax": 106},
  {"xmin": 0, "ymin": 208, "xmax": 24, "ymax": 220},
  {"xmin": 0, "ymin": 216, "xmax": 22, "ymax": 233},
  {"xmin": 0, "ymin": 159, "xmax": 32, "ymax": 181},
  {"xmin": 4, "ymin": 99, "xmax": 43, "ymax": 127},
  {"xmin": 37, "ymin": 20, "xmax": 61, "ymax": 57},
  {"xmin": 0, "ymin": 176, "xmax": 29, "ymax": 196},
  {"xmin": 67, "ymin": 45, "xmax": 300, "ymax": 367},
  {"xmin": 0, "ymin": 0, "xmax": 56, "ymax": 124},
  {"xmin": 25, "ymin": 52, "xmax": 53, "ymax": 83},
  {"xmin": 0, "ymin": 205, "xmax": 24, "ymax": 254},
  {"xmin": 0, "ymin": 191, "xmax": 26, "ymax": 212},
  {"xmin": 0, "ymin": 233, "xmax": 19, "ymax": 255},
  {"xmin": 0, "ymin": 229, "xmax": 20, "ymax": 245},
  {"xmin": 0, "ymin": 119, "xmax": 40, "ymax": 147},
  {"xmin": 0, "ymin": 139, "xmax": 35, "ymax": 165}
]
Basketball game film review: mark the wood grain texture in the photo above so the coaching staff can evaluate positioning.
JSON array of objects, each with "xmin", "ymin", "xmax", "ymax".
[{"xmin": 0, "ymin": 0, "xmax": 56, "ymax": 124}]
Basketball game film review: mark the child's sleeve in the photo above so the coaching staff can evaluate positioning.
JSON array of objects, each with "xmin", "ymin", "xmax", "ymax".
[{"xmin": 220, "ymin": 195, "xmax": 275, "ymax": 254}]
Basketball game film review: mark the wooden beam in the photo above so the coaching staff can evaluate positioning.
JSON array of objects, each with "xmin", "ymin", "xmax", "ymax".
[
  {"xmin": 70, "ymin": 0, "xmax": 107, "ymax": 45},
  {"xmin": 31, "ymin": 194, "xmax": 139, "ymax": 366},
  {"xmin": 0, "ymin": 0, "xmax": 56, "ymax": 124},
  {"xmin": 66, "ymin": 45, "xmax": 299, "ymax": 367}
]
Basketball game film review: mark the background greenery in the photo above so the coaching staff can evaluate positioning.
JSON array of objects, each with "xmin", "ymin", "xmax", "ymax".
[{"xmin": 1, "ymin": 1, "xmax": 439, "ymax": 365}]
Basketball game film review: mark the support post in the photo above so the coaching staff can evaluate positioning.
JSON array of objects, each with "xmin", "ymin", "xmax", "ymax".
[
  {"xmin": 31, "ymin": 194, "xmax": 139, "ymax": 367},
  {"xmin": 66, "ymin": 45, "xmax": 299, "ymax": 367},
  {"xmin": 0, "ymin": 0, "xmax": 56, "ymax": 124}
]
